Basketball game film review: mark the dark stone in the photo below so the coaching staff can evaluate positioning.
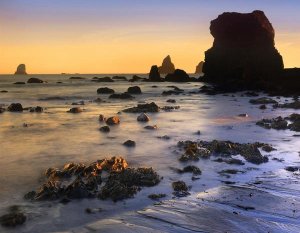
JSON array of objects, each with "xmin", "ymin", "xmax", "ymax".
[
  {"xmin": 106, "ymin": 116, "xmax": 120, "ymax": 125},
  {"xmin": 109, "ymin": 93, "xmax": 134, "ymax": 99},
  {"xmin": 129, "ymin": 75, "xmax": 144, "ymax": 82},
  {"xmin": 149, "ymin": 65, "xmax": 163, "ymax": 82},
  {"xmin": 172, "ymin": 181, "xmax": 188, "ymax": 192},
  {"xmin": 144, "ymin": 125, "xmax": 158, "ymax": 130},
  {"xmin": 165, "ymin": 69, "xmax": 190, "ymax": 82},
  {"xmin": 127, "ymin": 86, "xmax": 142, "ymax": 94},
  {"xmin": 97, "ymin": 87, "xmax": 115, "ymax": 94},
  {"xmin": 167, "ymin": 99, "xmax": 176, "ymax": 103},
  {"xmin": 29, "ymin": 106, "xmax": 43, "ymax": 113},
  {"xmin": 91, "ymin": 77, "xmax": 114, "ymax": 82},
  {"xmin": 123, "ymin": 102, "xmax": 159, "ymax": 113},
  {"xmin": 67, "ymin": 107, "xmax": 83, "ymax": 113},
  {"xmin": 100, "ymin": 126, "xmax": 110, "ymax": 133},
  {"xmin": 277, "ymin": 101, "xmax": 300, "ymax": 109},
  {"xmin": 8, "ymin": 103, "xmax": 23, "ymax": 112},
  {"xmin": 69, "ymin": 77, "xmax": 85, "ymax": 80},
  {"xmin": 15, "ymin": 64, "xmax": 27, "ymax": 75},
  {"xmin": 27, "ymin": 77, "xmax": 44, "ymax": 83},
  {"xmin": 0, "ymin": 213, "xmax": 26, "ymax": 227},
  {"xmin": 182, "ymin": 165, "xmax": 202, "ymax": 175},
  {"xmin": 203, "ymin": 10, "xmax": 284, "ymax": 88},
  {"xmin": 123, "ymin": 140, "xmax": 136, "ymax": 147},
  {"xmin": 13, "ymin": 82, "xmax": 25, "ymax": 85},
  {"xmin": 148, "ymin": 193, "xmax": 166, "ymax": 200},
  {"xmin": 0, "ymin": 108, "xmax": 5, "ymax": 113},
  {"xmin": 158, "ymin": 55, "xmax": 175, "ymax": 74},
  {"xmin": 256, "ymin": 117, "xmax": 288, "ymax": 130},
  {"xmin": 249, "ymin": 97, "xmax": 277, "ymax": 105},
  {"xmin": 112, "ymin": 76, "xmax": 127, "ymax": 81}
]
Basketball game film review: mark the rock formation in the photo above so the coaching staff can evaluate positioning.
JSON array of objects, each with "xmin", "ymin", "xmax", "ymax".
[
  {"xmin": 158, "ymin": 55, "xmax": 175, "ymax": 74},
  {"xmin": 165, "ymin": 69, "xmax": 190, "ymax": 82},
  {"xmin": 203, "ymin": 10, "xmax": 284, "ymax": 87},
  {"xmin": 195, "ymin": 61, "xmax": 204, "ymax": 74},
  {"xmin": 149, "ymin": 65, "xmax": 163, "ymax": 82},
  {"xmin": 14, "ymin": 64, "xmax": 27, "ymax": 75}
]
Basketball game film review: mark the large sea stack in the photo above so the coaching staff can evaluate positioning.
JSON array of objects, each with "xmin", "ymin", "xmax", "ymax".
[
  {"xmin": 15, "ymin": 64, "xmax": 27, "ymax": 75},
  {"xmin": 203, "ymin": 10, "xmax": 284, "ymax": 88},
  {"xmin": 158, "ymin": 55, "xmax": 175, "ymax": 74},
  {"xmin": 195, "ymin": 61, "xmax": 204, "ymax": 74}
]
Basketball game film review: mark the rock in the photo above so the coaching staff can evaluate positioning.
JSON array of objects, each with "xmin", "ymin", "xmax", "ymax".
[
  {"xmin": 213, "ymin": 158, "xmax": 245, "ymax": 165},
  {"xmin": 1, "ymin": 90, "xmax": 8, "ymax": 93},
  {"xmin": 167, "ymin": 99, "xmax": 176, "ymax": 103},
  {"xmin": 285, "ymin": 166, "xmax": 300, "ymax": 172},
  {"xmin": 13, "ymin": 82, "xmax": 25, "ymax": 85},
  {"xmin": 249, "ymin": 97, "xmax": 277, "ymax": 105},
  {"xmin": 72, "ymin": 101, "xmax": 85, "ymax": 105},
  {"xmin": 0, "ymin": 108, "xmax": 5, "ymax": 113},
  {"xmin": 144, "ymin": 125, "xmax": 158, "ymax": 130},
  {"xmin": 67, "ymin": 107, "xmax": 83, "ymax": 113},
  {"xmin": 158, "ymin": 55, "xmax": 175, "ymax": 74},
  {"xmin": 256, "ymin": 117, "xmax": 288, "ymax": 130},
  {"xmin": 203, "ymin": 10, "xmax": 283, "ymax": 88},
  {"xmin": 161, "ymin": 106, "xmax": 180, "ymax": 111},
  {"xmin": 148, "ymin": 193, "xmax": 166, "ymax": 200},
  {"xmin": 127, "ymin": 86, "xmax": 142, "ymax": 94},
  {"xmin": 14, "ymin": 64, "xmax": 27, "ymax": 75},
  {"xmin": 8, "ymin": 103, "xmax": 23, "ymax": 112},
  {"xmin": 97, "ymin": 87, "xmax": 115, "ymax": 94},
  {"xmin": 195, "ymin": 61, "xmax": 204, "ymax": 74},
  {"xmin": 277, "ymin": 101, "xmax": 300, "ymax": 109},
  {"xmin": 99, "ymin": 114, "xmax": 106, "ymax": 122},
  {"xmin": 29, "ymin": 106, "xmax": 43, "ymax": 113},
  {"xmin": 92, "ymin": 77, "xmax": 114, "ymax": 82},
  {"xmin": 259, "ymin": 104, "xmax": 267, "ymax": 110},
  {"xmin": 100, "ymin": 126, "xmax": 110, "ymax": 133},
  {"xmin": 157, "ymin": 135, "xmax": 171, "ymax": 140},
  {"xmin": 93, "ymin": 98, "xmax": 103, "ymax": 103},
  {"xmin": 172, "ymin": 181, "xmax": 188, "ymax": 192},
  {"xmin": 238, "ymin": 114, "xmax": 248, "ymax": 117},
  {"xmin": 137, "ymin": 113, "xmax": 150, "ymax": 122},
  {"xmin": 149, "ymin": 65, "xmax": 162, "ymax": 82},
  {"xmin": 165, "ymin": 69, "xmax": 190, "ymax": 82},
  {"xmin": 27, "ymin": 77, "xmax": 44, "ymax": 83},
  {"xmin": 123, "ymin": 140, "xmax": 136, "ymax": 147},
  {"xmin": 112, "ymin": 76, "xmax": 127, "ymax": 81},
  {"xmin": 109, "ymin": 93, "xmax": 134, "ymax": 99},
  {"xmin": 123, "ymin": 102, "xmax": 159, "ymax": 113},
  {"xmin": 0, "ymin": 212, "xmax": 26, "ymax": 227},
  {"xmin": 69, "ymin": 77, "xmax": 85, "ymax": 80},
  {"xmin": 106, "ymin": 116, "xmax": 120, "ymax": 125},
  {"xmin": 129, "ymin": 75, "xmax": 144, "ymax": 82},
  {"xmin": 177, "ymin": 140, "xmax": 270, "ymax": 164},
  {"xmin": 181, "ymin": 165, "xmax": 202, "ymax": 175}
]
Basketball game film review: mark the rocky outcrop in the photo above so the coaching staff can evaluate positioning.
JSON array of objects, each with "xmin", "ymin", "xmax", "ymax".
[
  {"xmin": 127, "ymin": 86, "xmax": 142, "ymax": 94},
  {"xmin": 165, "ymin": 69, "xmax": 191, "ymax": 82},
  {"xmin": 14, "ymin": 64, "xmax": 27, "ymax": 75},
  {"xmin": 203, "ymin": 10, "xmax": 284, "ymax": 88},
  {"xmin": 149, "ymin": 65, "xmax": 163, "ymax": 82},
  {"xmin": 27, "ymin": 78, "xmax": 44, "ymax": 83},
  {"xmin": 195, "ymin": 61, "xmax": 204, "ymax": 74},
  {"xmin": 158, "ymin": 55, "xmax": 175, "ymax": 74}
]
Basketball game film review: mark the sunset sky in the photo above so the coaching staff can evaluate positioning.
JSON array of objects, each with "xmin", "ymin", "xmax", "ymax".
[{"xmin": 1, "ymin": 0, "xmax": 300, "ymax": 74}]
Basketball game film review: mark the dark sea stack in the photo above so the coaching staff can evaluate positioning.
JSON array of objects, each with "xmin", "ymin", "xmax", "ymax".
[
  {"xmin": 165, "ymin": 69, "xmax": 190, "ymax": 82},
  {"xmin": 149, "ymin": 65, "xmax": 163, "ymax": 82},
  {"xmin": 203, "ymin": 10, "xmax": 284, "ymax": 88},
  {"xmin": 195, "ymin": 61, "xmax": 204, "ymax": 74},
  {"xmin": 14, "ymin": 64, "xmax": 27, "ymax": 75},
  {"xmin": 158, "ymin": 55, "xmax": 176, "ymax": 74}
]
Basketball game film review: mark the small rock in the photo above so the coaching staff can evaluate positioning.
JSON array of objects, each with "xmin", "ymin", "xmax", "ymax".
[
  {"xmin": 172, "ymin": 181, "xmax": 188, "ymax": 191},
  {"xmin": 166, "ymin": 99, "xmax": 176, "ymax": 103},
  {"xmin": 144, "ymin": 125, "xmax": 158, "ymax": 130},
  {"xmin": 249, "ymin": 97, "xmax": 277, "ymax": 105},
  {"xmin": 123, "ymin": 102, "xmax": 159, "ymax": 113},
  {"xmin": 0, "ymin": 213, "xmax": 26, "ymax": 227},
  {"xmin": 106, "ymin": 116, "xmax": 120, "ymax": 125},
  {"xmin": 123, "ymin": 140, "xmax": 136, "ymax": 147},
  {"xmin": 238, "ymin": 114, "xmax": 248, "ymax": 117},
  {"xmin": 137, "ymin": 113, "xmax": 150, "ymax": 122},
  {"xmin": 148, "ymin": 194, "xmax": 166, "ymax": 200},
  {"xmin": 127, "ymin": 86, "xmax": 142, "ymax": 94},
  {"xmin": 109, "ymin": 93, "xmax": 134, "ymax": 99},
  {"xmin": 13, "ymin": 82, "xmax": 26, "ymax": 85},
  {"xmin": 29, "ymin": 106, "xmax": 43, "ymax": 113},
  {"xmin": 99, "ymin": 114, "xmax": 106, "ymax": 122},
  {"xmin": 27, "ymin": 77, "xmax": 44, "ymax": 83},
  {"xmin": 259, "ymin": 104, "xmax": 267, "ymax": 110},
  {"xmin": 100, "ymin": 126, "xmax": 110, "ymax": 133},
  {"xmin": 8, "ymin": 103, "xmax": 23, "ymax": 112},
  {"xmin": 97, "ymin": 87, "xmax": 115, "ymax": 94},
  {"xmin": 67, "ymin": 107, "xmax": 83, "ymax": 113}
]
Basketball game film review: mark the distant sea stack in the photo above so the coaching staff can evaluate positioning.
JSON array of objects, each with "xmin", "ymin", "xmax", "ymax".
[
  {"xmin": 203, "ymin": 10, "xmax": 283, "ymax": 86},
  {"xmin": 195, "ymin": 61, "xmax": 204, "ymax": 74},
  {"xmin": 15, "ymin": 64, "xmax": 27, "ymax": 75},
  {"xmin": 158, "ymin": 55, "xmax": 175, "ymax": 74},
  {"xmin": 149, "ymin": 65, "xmax": 163, "ymax": 82}
]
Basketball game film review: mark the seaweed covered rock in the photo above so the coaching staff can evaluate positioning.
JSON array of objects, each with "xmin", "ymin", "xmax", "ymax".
[
  {"xmin": 158, "ymin": 55, "xmax": 176, "ymax": 74},
  {"xmin": 177, "ymin": 140, "xmax": 271, "ymax": 164},
  {"xmin": 25, "ymin": 157, "xmax": 160, "ymax": 202},
  {"xmin": 29, "ymin": 106, "xmax": 43, "ymax": 113},
  {"xmin": 256, "ymin": 114, "xmax": 300, "ymax": 132},
  {"xmin": 123, "ymin": 102, "xmax": 159, "ymax": 113},
  {"xmin": 203, "ymin": 10, "xmax": 283, "ymax": 88}
]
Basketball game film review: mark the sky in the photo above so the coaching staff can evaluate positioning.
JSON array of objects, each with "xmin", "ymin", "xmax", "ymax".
[{"xmin": 1, "ymin": 0, "xmax": 300, "ymax": 74}]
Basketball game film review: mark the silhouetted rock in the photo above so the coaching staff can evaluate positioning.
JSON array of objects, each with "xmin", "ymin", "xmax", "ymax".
[
  {"xmin": 67, "ymin": 107, "xmax": 83, "ymax": 113},
  {"xmin": 92, "ymin": 77, "xmax": 114, "ymax": 82},
  {"xmin": 27, "ymin": 78, "xmax": 44, "ymax": 83},
  {"xmin": 97, "ymin": 87, "xmax": 115, "ymax": 94},
  {"xmin": 109, "ymin": 93, "xmax": 134, "ymax": 99},
  {"xmin": 8, "ymin": 103, "xmax": 23, "ymax": 112},
  {"xmin": 14, "ymin": 64, "xmax": 27, "ymax": 75},
  {"xmin": 203, "ymin": 10, "xmax": 284, "ymax": 89},
  {"xmin": 127, "ymin": 86, "xmax": 142, "ymax": 94},
  {"xmin": 112, "ymin": 76, "xmax": 127, "ymax": 81},
  {"xmin": 195, "ymin": 61, "xmax": 204, "ymax": 74},
  {"xmin": 165, "ymin": 69, "xmax": 190, "ymax": 82},
  {"xmin": 123, "ymin": 140, "xmax": 136, "ymax": 147},
  {"xmin": 158, "ymin": 55, "xmax": 175, "ymax": 74},
  {"xmin": 69, "ymin": 77, "xmax": 85, "ymax": 80},
  {"xmin": 129, "ymin": 75, "xmax": 144, "ymax": 82},
  {"xmin": 149, "ymin": 65, "xmax": 163, "ymax": 82},
  {"xmin": 123, "ymin": 102, "xmax": 159, "ymax": 113},
  {"xmin": 100, "ymin": 126, "xmax": 110, "ymax": 133},
  {"xmin": 29, "ymin": 106, "xmax": 43, "ymax": 113},
  {"xmin": 137, "ymin": 113, "xmax": 150, "ymax": 122}
]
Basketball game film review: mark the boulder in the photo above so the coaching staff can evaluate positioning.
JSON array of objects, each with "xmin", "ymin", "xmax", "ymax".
[
  {"xmin": 137, "ymin": 113, "xmax": 150, "ymax": 122},
  {"xmin": 127, "ymin": 86, "xmax": 142, "ymax": 94},
  {"xmin": 8, "ymin": 103, "xmax": 23, "ymax": 112},
  {"xmin": 112, "ymin": 76, "xmax": 127, "ymax": 81},
  {"xmin": 109, "ymin": 93, "xmax": 134, "ymax": 99},
  {"xmin": 129, "ymin": 75, "xmax": 144, "ymax": 82},
  {"xmin": 123, "ymin": 140, "xmax": 136, "ymax": 147},
  {"xmin": 67, "ymin": 107, "xmax": 83, "ymax": 113},
  {"xmin": 27, "ymin": 77, "xmax": 44, "ymax": 83},
  {"xmin": 29, "ymin": 106, "xmax": 43, "ymax": 113},
  {"xmin": 203, "ymin": 10, "xmax": 284, "ymax": 87},
  {"xmin": 195, "ymin": 61, "xmax": 204, "ymax": 74},
  {"xmin": 165, "ymin": 69, "xmax": 191, "ymax": 82},
  {"xmin": 13, "ymin": 82, "xmax": 25, "ymax": 85},
  {"xmin": 14, "ymin": 64, "xmax": 27, "ymax": 75},
  {"xmin": 97, "ymin": 87, "xmax": 115, "ymax": 94},
  {"xmin": 100, "ymin": 126, "xmax": 110, "ymax": 133},
  {"xmin": 106, "ymin": 116, "xmax": 120, "ymax": 125},
  {"xmin": 158, "ymin": 55, "xmax": 175, "ymax": 74},
  {"xmin": 123, "ymin": 102, "xmax": 159, "ymax": 113},
  {"xmin": 149, "ymin": 65, "xmax": 163, "ymax": 82}
]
